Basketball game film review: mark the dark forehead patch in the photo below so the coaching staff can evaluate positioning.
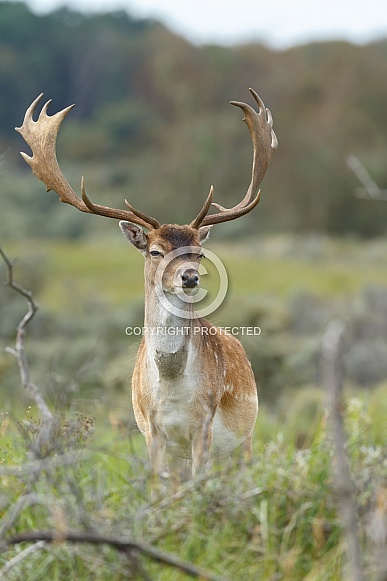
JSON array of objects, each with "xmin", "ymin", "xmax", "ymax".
[{"xmin": 157, "ymin": 225, "xmax": 199, "ymax": 248}]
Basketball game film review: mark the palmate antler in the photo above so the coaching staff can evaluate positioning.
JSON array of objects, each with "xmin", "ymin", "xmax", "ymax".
[
  {"xmin": 190, "ymin": 88, "xmax": 278, "ymax": 229},
  {"xmin": 15, "ymin": 94, "xmax": 160, "ymax": 230},
  {"xmin": 16, "ymin": 89, "xmax": 276, "ymax": 231}
]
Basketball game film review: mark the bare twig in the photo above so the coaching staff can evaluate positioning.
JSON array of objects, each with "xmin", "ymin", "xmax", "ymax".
[
  {"xmin": 347, "ymin": 155, "xmax": 387, "ymax": 200},
  {"xmin": 321, "ymin": 321, "xmax": 364, "ymax": 581},
  {"xmin": 0, "ymin": 448, "xmax": 90, "ymax": 478},
  {"xmin": 0, "ymin": 540, "xmax": 46, "ymax": 577},
  {"xmin": 0, "ymin": 245, "xmax": 54, "ymax": 452},
  {"xmin": 1, "ymin": 530, "xmax": 230, "ymax": 581},
  {"xmin": 0, "ymin": 494, "xmax": 48, "ymax": 538},
  {"xmin": 367, "ymin": 486, "xmax": 387, "ymax": 581}
]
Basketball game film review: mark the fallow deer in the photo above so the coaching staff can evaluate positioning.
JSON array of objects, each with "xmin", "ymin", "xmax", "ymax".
[{"xmin": 16, "ymin": 89, "xmax": 277, "ymax": 479}]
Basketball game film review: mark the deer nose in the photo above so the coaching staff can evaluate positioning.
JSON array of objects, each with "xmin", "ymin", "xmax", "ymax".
[{"xmin": 181, "ymin": 269, "xmax": 199, "ymax": 288}]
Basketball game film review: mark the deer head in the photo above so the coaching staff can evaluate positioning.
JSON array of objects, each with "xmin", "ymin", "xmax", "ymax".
[{"xmin": 16, "ymin": 90, "xmax": 277, "ymax": 297}]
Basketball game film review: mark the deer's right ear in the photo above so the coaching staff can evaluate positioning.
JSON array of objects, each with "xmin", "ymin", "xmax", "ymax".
[{"xmin": 119, "ymin": 221, "xmax": 148, "ymax": 253}]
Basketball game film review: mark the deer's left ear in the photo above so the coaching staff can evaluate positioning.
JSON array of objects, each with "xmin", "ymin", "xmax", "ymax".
[
  {"xmin": 119, "ymin": 221, "xmax": 148, "ymax": 253},
  {"xmin": 199, "ymin": 225, "xmax": 213, "ymax": 244}
]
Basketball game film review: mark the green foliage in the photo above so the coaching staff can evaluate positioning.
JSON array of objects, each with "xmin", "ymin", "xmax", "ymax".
[
  {"xmin": 0, "ymin": 396, "xmax": 385, "ymax": 579},
  {"xmin": 1, "ymin": 230, "xmax": 386, "ymax": 576},
  {"xmin": 0, "ymin": 2, "xmax": 387, "ymax": 238},
  {"xmin": 3, "ymin": 235, "xmax": 387, "ymax": 409}
]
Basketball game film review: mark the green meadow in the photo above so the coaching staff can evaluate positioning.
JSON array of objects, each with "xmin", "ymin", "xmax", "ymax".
[
  {"xmin": 7, "ymin": 234, "xmax": 387, "ymax": 309},
  {"xmin": 1, "ymin": 3, "xmax": 387, "ymax": 575},
  {"xmin": 1, "ymin": 234, "xmax": 387, "ymax": 579}
]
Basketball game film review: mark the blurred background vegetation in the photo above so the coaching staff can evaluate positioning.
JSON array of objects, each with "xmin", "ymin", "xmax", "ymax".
[
  {"xmin": 0, "ymin": 0, "xmax": 387, "ymax": 435},
  {"xmin": 0, "ymin": 3, "xmax": 387, "ymax": 578},
  {"xmin": 1, "ymin": 1, "xmax": 387, "ymax": 238}
]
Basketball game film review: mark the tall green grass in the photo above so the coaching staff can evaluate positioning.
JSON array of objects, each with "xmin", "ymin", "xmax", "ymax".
[
  {"xmin": 0, "ymin": 395, "xmax": 384, "ymax": 580},
  {"xmin": 1, "ymin": 236, "xmax": 387, "ymax": 579}
]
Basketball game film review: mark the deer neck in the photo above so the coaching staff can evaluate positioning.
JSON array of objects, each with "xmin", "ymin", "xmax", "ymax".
[{"xmin": 144, "ymin": 279, "xmax": 197, "ymax": 377}]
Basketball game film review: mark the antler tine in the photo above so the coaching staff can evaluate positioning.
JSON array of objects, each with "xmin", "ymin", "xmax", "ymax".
[
  {"xmin": 124, "ymin": 199, "xmax": 160, "ymax": 229},
  {"xmin": 189, "ymin": 186, "xmax": 214, "ymax": 229},
  {"xmin": 80, "ymin": 179, "xmax": 160, "ymax": 229},
  {"xmin": 16, "ymin": 94, "xmax": 159, "ymax": 230},
  {"xmin": 191, "ymin": 88, "xmax": 277, "ymax": 229}
]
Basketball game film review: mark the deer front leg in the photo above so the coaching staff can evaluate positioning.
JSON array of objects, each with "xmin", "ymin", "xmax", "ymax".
[
  {"xmin": 146, "ymin": 413, "xmax": 167, "ymax": 471},
  {"xmin": 146, "ymin": 419, "xmax": 168, "ymax": 500},
  {"xmin": 192, "ymin": 420, "xmax": 213, "ymax": 475},
  {"xmin": 192, "ymin": 400, "xmax": 216, "ymax": 475},
  {"xmin": 192, "ymin": 396, "xmax": 218, "ymax": 475},
  {"xmin": 146, "ymin": 432, "xmax": 167, "ymax": 474}
]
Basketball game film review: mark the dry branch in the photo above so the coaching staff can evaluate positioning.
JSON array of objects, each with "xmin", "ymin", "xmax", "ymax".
[
  {"xmin": 321, "ymin": 321, "xmax": 364, "ymax": 581},
  {"xmin": 0, "ymin": 540, "xmax": 46, "ymax": 577},
  {"xmin": 1, "ymin": 530, "xmax": 230, "ymax": 581},
  {"xmin": 0, "ymin": 493, "xmax": 48, "ymax": 538},
  {"xmin": 0, "ymin": 245, "xmax": 54, "ymax": 452}
]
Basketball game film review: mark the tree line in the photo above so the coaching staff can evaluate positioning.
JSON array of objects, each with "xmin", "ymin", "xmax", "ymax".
[{"xmin": 1, "ymin": 1, "xmax": 387, "ymax": 238}]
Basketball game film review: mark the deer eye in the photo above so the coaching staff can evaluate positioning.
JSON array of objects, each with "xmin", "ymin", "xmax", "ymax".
[{"xmin": 150, "ymin": 250, "xmax": 163, "ymax": 257}]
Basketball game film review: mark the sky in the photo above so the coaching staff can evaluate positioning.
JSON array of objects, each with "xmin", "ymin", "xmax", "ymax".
[{"xmin": 26, "ymin": 0, "xmax": 387, "ymax": 48}]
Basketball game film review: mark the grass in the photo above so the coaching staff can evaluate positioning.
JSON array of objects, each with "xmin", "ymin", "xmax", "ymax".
[
  {"xmin": 214, "ymin": 236, "xmax": 387, "ymax": 298},
  {"xmin": 222, "ymin": 254, "xmax": 387, "ymax": 297},
  {"xmin": 1, "ymin": 234, "xmax": 387, "ymax": 578},
  {"xmin": 6, "ymin": 235, "xmax": 387, "ymax": 313},
  {"xmin": 0, "ymin": 396, "xmax": 385, "ymax": 580}
]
